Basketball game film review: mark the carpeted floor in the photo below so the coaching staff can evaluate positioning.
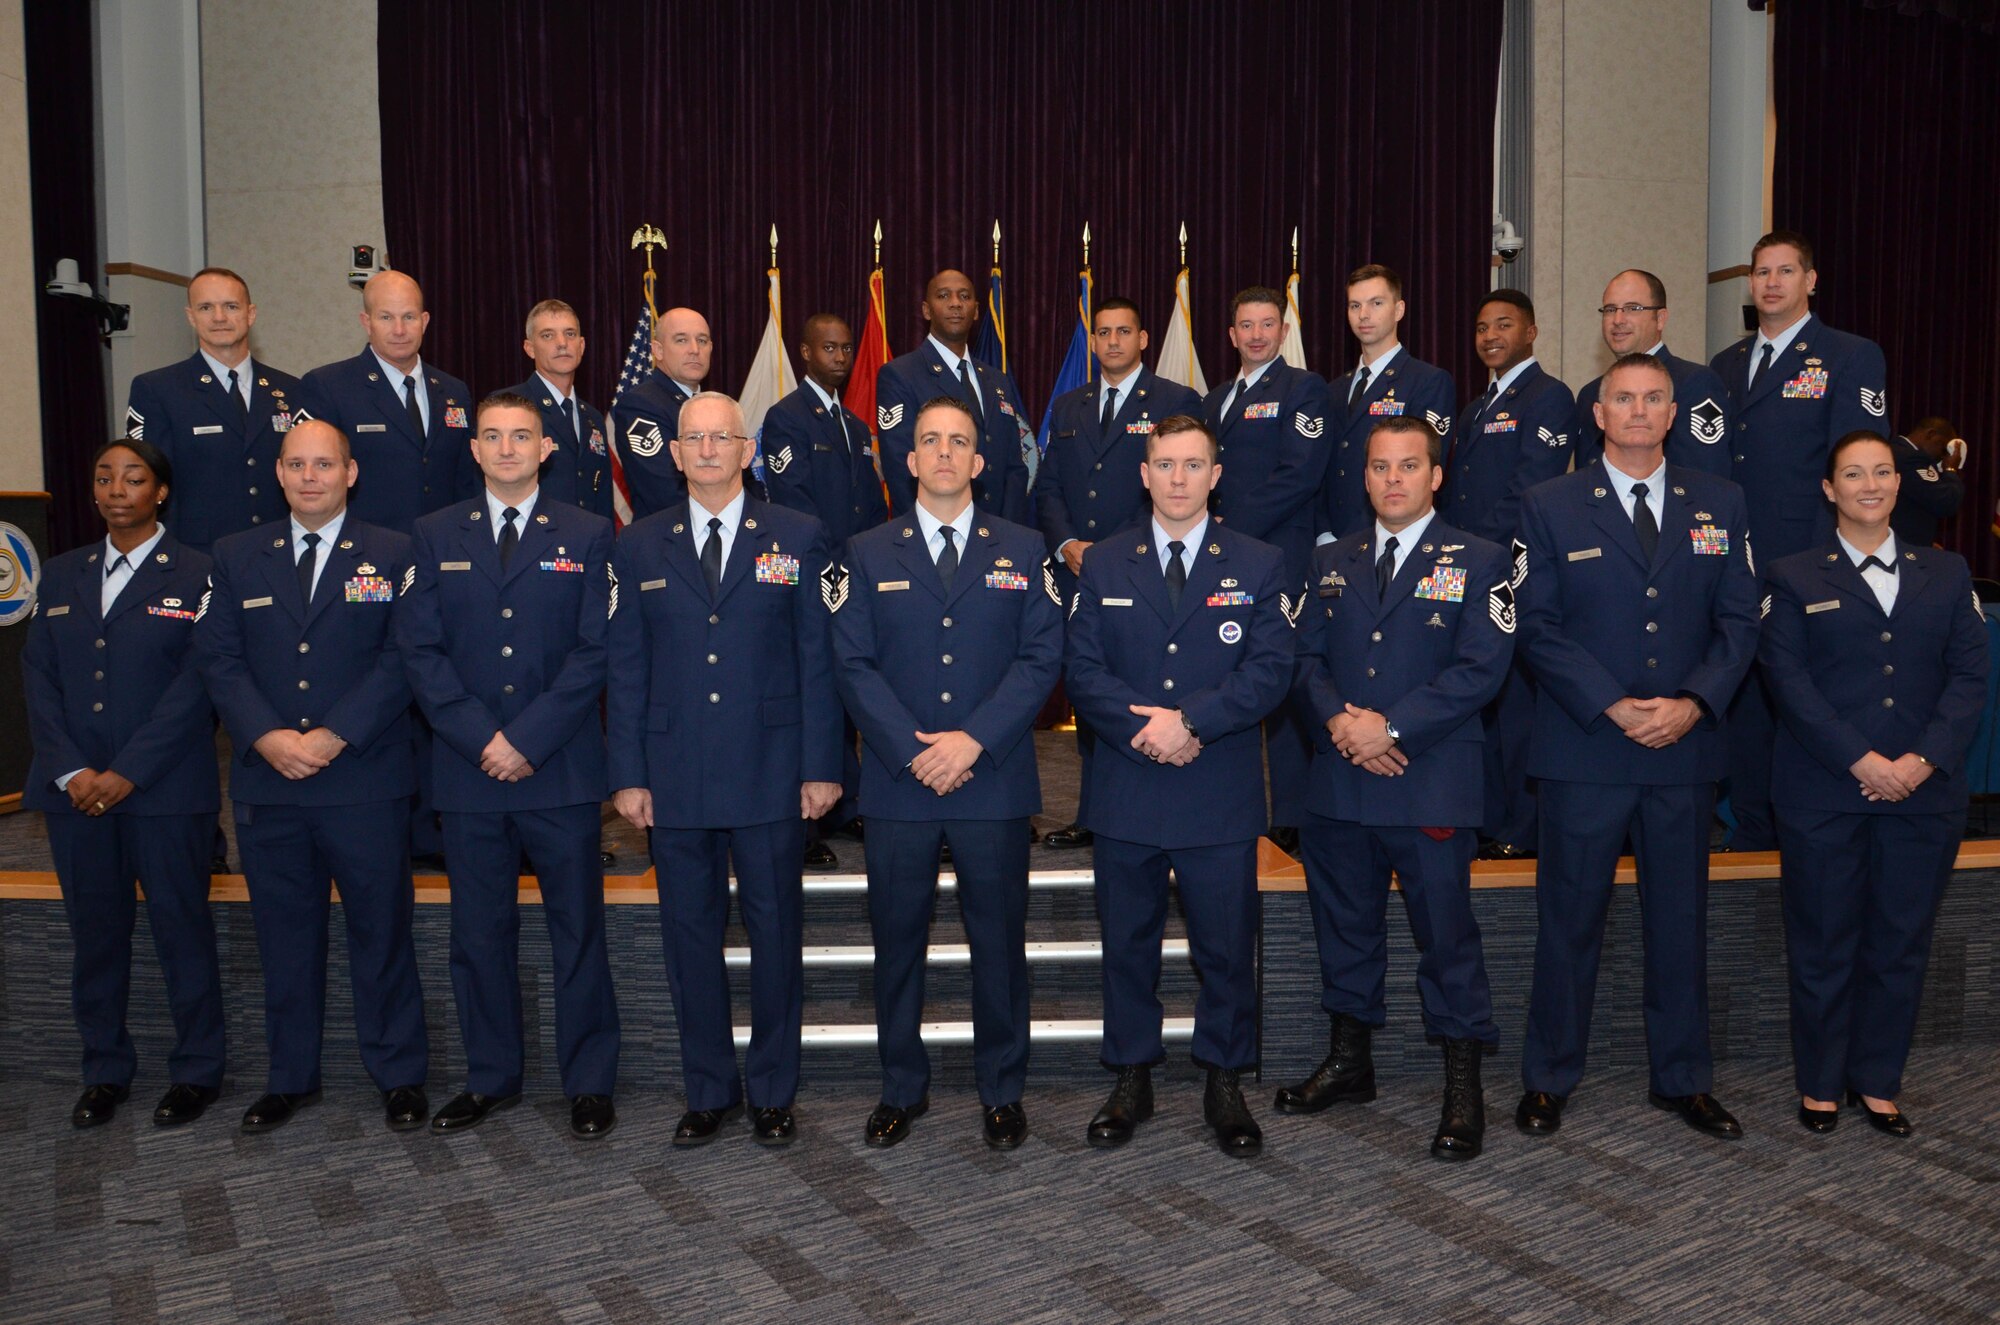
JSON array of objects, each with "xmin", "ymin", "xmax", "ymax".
[{"xmin": 3, "ymin": 1050, "xmax": 1998, "ymax": 1323}]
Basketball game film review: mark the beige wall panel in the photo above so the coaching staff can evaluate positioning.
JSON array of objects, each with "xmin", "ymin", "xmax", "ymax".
[{"xmin": 0, "ymin": 23, "xmax": 41, "ymax": 492}]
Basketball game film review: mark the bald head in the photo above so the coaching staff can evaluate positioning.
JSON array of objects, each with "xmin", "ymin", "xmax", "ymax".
[
  {"xmin": 359, "ymin": 270, "xmax": 429, "ymax": 374},
  {"xmin": 652, "ymin": 306, "xmax": 713, "ymax": 388},
  {"xmin": 280, "ymin": 417, "xmax": 351, "ymax": 463},
  {"xmin": 275, "ymin": 417, "xmax": 358, "ymax": 527}
]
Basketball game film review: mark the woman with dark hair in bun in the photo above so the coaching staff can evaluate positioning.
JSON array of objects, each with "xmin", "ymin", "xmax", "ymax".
[
  {"xmin": 1760, "ymin": 429, "xmax": 1988, "ymax": 1136},
  {"xmin": 20, "ymin": 438, "xmax": 227, "ymax": 1129}
]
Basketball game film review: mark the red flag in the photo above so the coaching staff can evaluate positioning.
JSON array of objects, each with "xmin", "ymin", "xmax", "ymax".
[{"xmin": 844, "ymin": 265, "xmax": 891, "ymax": 444}]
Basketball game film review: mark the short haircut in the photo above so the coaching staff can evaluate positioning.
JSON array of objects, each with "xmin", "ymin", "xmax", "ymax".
[
  {"xmin": 800, "ymin": 311, "xmax": 851, "ymax": 342},
  {"xmin": 94, "ymin": 436, "xmax": 173, "ymax": 489},
  {"xmin": 915, "ymin": 395, "xmax": 978, "ymax": 436},
  {"xmin": 1346, "ymin": 264, "xmax": 1403, "ymax": 300},
  {"xmin": 523, "ymin": 298, "xmax": 579, "ymax": 337},
  {"xmin": 679, "ymin": 390, "xmax": 748, "ymax": 436},
  {"xmin": 1093, "ymin": 296, "xmax": 1142, "ymax": 328},
  {"xmin": 475, "ymin": 390, "xmax": 541, "ymax": 428},
  {"xmin": 1601, "ymin": 351, "xmax": 1675, "ymax": 394},
  {"xmin": 1145, "ymin": 413, "xmax": 1218, "ymax": 462},
  {"xmin": 1367, "ymin": 414, "xmax": 1441, "ymax": 467},
  {"xmin": 1827, "ymin": 428, "xmax": 1893, "ymax": 479},
  {"xmin": 1229, "ymin": 286, "xmax": 1285, "ymax": 322},
  {"xmin": 1753, "ymin": 229, "xmax": 1815, "ymax": 270},
  {"xmin": 1478, "ymin": 287, "xmax": 1535, "ymax": 322},
  {"xmin": 187, "ymin": 266, "xmax": 250, "ymax": 302},
  {"xmin": 280, "ymin": 418, "xmax": 352, "ymax": 463},
  {"xmin": 1617, "ymin": 268, "xmax": 1668, "ymax": 307},
  {"xmin": 1909, "ymin": 415, "xmax": 1959, "ymax": 439}
]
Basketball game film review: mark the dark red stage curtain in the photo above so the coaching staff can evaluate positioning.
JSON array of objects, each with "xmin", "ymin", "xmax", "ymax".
[
  {"xmin": 378, "ymin": 0, "xmax": 1505, "ymax": 422},
  {"xmin": 1772, "ymin": 0, "xmax": 2000, "ymax": 572}
]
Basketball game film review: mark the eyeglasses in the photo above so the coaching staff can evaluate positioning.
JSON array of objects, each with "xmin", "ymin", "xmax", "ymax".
[
  {"xmin": 1596, "ymin": 303, "xmax": 1665, "ymax": 316},
  {"xmin": 679, "ymin": 431, "xmax": 748, "ymax": 446}
]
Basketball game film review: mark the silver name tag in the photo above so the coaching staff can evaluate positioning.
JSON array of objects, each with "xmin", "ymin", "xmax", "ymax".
[
  {"xmin": 878, "ymin": 580, "xmax": 909, "ymax": 592},
  {"xmin": 1566, "ymin": 548, "xmax": 1603, "ymax": 562},
  {"xmin": 243, "ymin": 596, "xmax": 273, "ymax": 609},
  {"xmin": 1805, "ymin": 599, "xmax": 1841, "ymax": 614},
  {"xmin": 192, "ymin": 425, "xmax": 224, "ymax": 435},
  {"xmin": 440, "ymin": 561, "xmax": 472, "ymax": 571},
  {"xmin": 1102, "ymin": 597, "xmax": 1134, "ymax": 606},
  {"xmin": 356, "ymin": 423, "xmax": 388, "ymax": 433},
  {"xmin": 43, "ymin": 605, "xmax": 69, "ymax": 616},
  {"xmin": 641, "ymin": 578, "xmax": 666, "ymax": 591}
]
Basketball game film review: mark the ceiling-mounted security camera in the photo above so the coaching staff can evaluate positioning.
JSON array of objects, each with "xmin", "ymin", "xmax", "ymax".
[{"xmin": 44, "ymin": 258, "xmax": 130, "ymax": 335}]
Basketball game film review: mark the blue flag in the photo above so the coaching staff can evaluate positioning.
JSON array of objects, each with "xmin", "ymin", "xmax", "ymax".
[
  {"xmin": 973, "ymin": 265, "xmax": 1008, "ymax": 371},
  {"xmin": 1036, "ymin": 271, "xmax": 1095, "ymax": 453}
]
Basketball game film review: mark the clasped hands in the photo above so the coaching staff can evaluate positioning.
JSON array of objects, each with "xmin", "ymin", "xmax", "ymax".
[
  {"xmin": 912, "ymin": 730, "xmax": 981, "ymax": 796},
  {"xmin": 1329, "ymin": 704, "xmax": 1407, "ymax": 777},
  {"xmin": 254, "ymin": 727, "xmax": 350, "ymax": 781},
  {"xmin": 1130, "ymin": 705, "xmax": 1201, "ymax": 766},
  {"xmin": 1849, "ymin": 751, "xmax": 1933, "ymax": 803},
  {"xmin": 1604, "ymin": 695, "xmax": 1701, "ymax": 749},
  {"xmin": 66, "ymin": 768, "xmax": 135, "ymax": 816}
]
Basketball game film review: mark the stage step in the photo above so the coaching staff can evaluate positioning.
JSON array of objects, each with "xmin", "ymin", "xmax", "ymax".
[
  {"xmin": 739, "ymin": 868, "xmax": 1100, "ymax": 896},
  {"xmin": 748, "ymin": 1016, "xmax": 1196, "ymax": 1049},
  {"xmin": 726, "ymin": 939, "xmax": 1190, "ymax": 968}
]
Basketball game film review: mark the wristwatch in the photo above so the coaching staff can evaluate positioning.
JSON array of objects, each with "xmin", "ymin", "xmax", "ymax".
[
  {"xmin": 1179, "ymin": 709, "xmax": 1200, "ymax": 742},
  {"xmin": 1383, "ymin": 716, "xmax": 1401, "ymax": 745}
]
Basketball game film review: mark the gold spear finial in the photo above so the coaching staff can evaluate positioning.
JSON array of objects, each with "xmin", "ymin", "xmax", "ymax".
[
  {"xmin": 1291, "ymin": 225, "xmax": 1299, "ymax": 273},
  {"xmin": 770, "ymin": 224, "xmax": 778, "ymax": 268},
  {"xmin": 1083, "ymin": 222, "xmax": 1091, "ymax": 269},
  {"xmin": 992, "ymin": 219, "xmax": 1001, "ymax": 267},
  {"xmin": 873, "ymin": 219, "xmax": 883, "ymax": 267},
  {"xmin": 1178, "ymin": 221, "xmax": 1187, "ymax": 266}
]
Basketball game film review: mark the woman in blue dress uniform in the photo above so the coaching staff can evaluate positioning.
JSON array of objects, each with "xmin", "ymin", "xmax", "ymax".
[
  {"xmin": 21, "ymin": 439, "xmax": 226, "ymax": 1128},
  {"xmin": 1760, "ymin": 430, "xmax": 1988, "ymax": 1136}
]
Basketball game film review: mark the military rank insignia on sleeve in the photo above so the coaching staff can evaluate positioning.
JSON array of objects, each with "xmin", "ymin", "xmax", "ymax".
[
  {"xmin": 1761, "ymin": 593, "xmax": 1772, "ymax": 619},
  {"xmin": 878, "ymin": 403, "xmax": 904, "ymax": 431},
  {"xmin": 767, "ymin": 445, "xmax": 793, "ymax": 475},
  {"xmin": 1488, "ymin": 578, "xmax": 1516, "ymax": 634},
  {"xmin": 820, "ymin": 561, "xmax": 850, "ymax": 614},
  {"xmin": 1042, "ymin": 557, "xmax": 1062, "ymax": 606},
  {"xmin": 124, "ymin": 406, "xmax": 144, "ymax": 439},
  {"xmin": 1279, "ymin": 589, "xmax": 1304, "ymax": 628},
  {"xmin": 606, "ymin": 563, "xmax": 619, "ymax": 619},
  {"xmin": 1861, "ymin": 387, "xmax": 1887, "ymax": 417},
  {"xmin": 1293, "ymin": 412, "xmax": 1324, "ymax": 438}
]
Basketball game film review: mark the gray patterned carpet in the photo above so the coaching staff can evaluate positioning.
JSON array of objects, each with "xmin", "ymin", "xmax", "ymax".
[{"xmin": 3, "ymin": 1050, "xmax": 1998, "ymax": 1323}]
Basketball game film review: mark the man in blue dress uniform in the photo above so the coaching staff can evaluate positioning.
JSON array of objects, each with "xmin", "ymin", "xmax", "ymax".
[
  {"xmin": 1035, "ymin": 296, "xmax": 1201, "ymax": 851},
  {"xmin": 1572, "ymin": 270, "xmax": 1731, "ymax": 477},
  {"xmin": 123, "ymin": 267, "xmax": 307, "ymax": 552},
  {"xmin": 1200, "ymin": 287, "xmax": 1331, "ymax": 852},
  {"xmin": 1437, "ymin": 288, "xmax": 1575, "ymax": 861},
  {"xmin": 609, "ymin": 391, "xmax": 844, "ymax": 1149},
  {"xmin": 298, "ymin": 271, "xmax": 477, "ymax": 534},
  {"xmin": 1318, "ymin": 265, "xmax": 1457, "ymax": 541},
  {"xmin": 872, "ymin": 270, "xmax": 1031, "ymax": 522},
  {"xmin": 507, "ymin": 299, "xmax": 611, "ymax": 519},
  {"xmin": 1066, "ymin": 414, "xmax": 1296, "ymax": 1156},
  {"xmin": 1887, "ymin": 417, "xmax": 1966, "ymax": 547},
  {"xmin": 1513, "ymin": 354, "xmax": 1761, "ymax": 1143},
  {"xmin": 832, "ymin": 397, "xmax": 1064, "ymax": 1150},
  {"xmin": 607, "ymin": 306, "xmax": 713, "ymax": 521},
  {"xmin": 1278, "ymin": 415, "xmax": 1515, "ymax": 1161},
  {"xmin": 760, "ymin": 313, "xmax": 887, "ymax": 859},
  {"xmin": 401, "ymin": 392, "xmax": 621, "ymax": 1140},
  {"xmin": 1711, "ymin": 230, "xmax": 1890, "ymax": 851},
  {"xmin": 196, "ymin": 420, "xmax": 429, "ymax": 1133}
]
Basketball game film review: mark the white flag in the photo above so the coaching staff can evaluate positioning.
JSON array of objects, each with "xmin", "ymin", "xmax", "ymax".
[
  {"xmin": 1154, "ymin": 266, "xmax": 1208, "ymax": 396},
  {"xmin": 738, "ymin": 268, "xmax": 797, "ymax": 442},
  {"xmin": 1279, "ymin": 270, "xmax": 1307, "ymax": 370}
]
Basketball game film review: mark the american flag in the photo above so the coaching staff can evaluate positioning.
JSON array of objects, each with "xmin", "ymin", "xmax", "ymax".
[{"xmin": 605, "ymin": 307, "xmax": 654, "ymax": 527}]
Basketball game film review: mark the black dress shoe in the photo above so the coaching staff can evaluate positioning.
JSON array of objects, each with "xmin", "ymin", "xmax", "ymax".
[
  {"xmin": 1026, "ymin": 823, "xmax": 1042, "ymax": 845},
  {"xmin": 834, "ymin": 816, "xmax": 865, "ymax": 842},
  {"xmin": 1847, "ymin": 1091, "xmax": 1914, "ymax": 1137},
  {"xmin": 71, "ymin": 1083, "xmax": 129, "ymax": 1129},
  {"xmin": 241, "ymin": 1090, "xmax": 322, "ymax": 1133},
  {"xmin": 864, "ymin": 1097, "xmax": 928, "ymax": 1148},
  {"xmin": 599, "ymin": 849, "xmax": 617, "ymax": 867},
  {"xmin": 1477, "ymin": 841, "xmax": 1535, "ymax": 861},
  {"xmin": 1649, "ymin": 1091, "xmax": 1744, "ymax": 1139},
  {"xmin": 1087, "ymin": 1066, "xmax": 1154, "ymax": 1148},
  {"xmin": 210, "ymin": 854, "xmax": 230, "ymax": 874},
  {"xmin": 1042, "ymin": 823, "xmax": 1094, "ymax": 850},
  {"xmin": 938, "ymin": 841, "xmax": 953, "ymax": 866},
  {"xmin": 430, "ymin": 1091, "xmax": 519, "ymax": 1132},
  {"xmin": 752, "ymin": 1106, "xmax": 796, "ymax": 1146},
  {"xmin": 672, "ymin": 1101, "xmax": 744, "ymax": 1147},
  {"xmin": 1204, "ymin": 1068, "xmax": 1263, "ymax": 1156},
  {"xmin": 1797, "ymin": 1102, "xmax": 1840, "ymax": 1133},
  {"xmin": 803, "ymin": 839, "xmax": 838, "ymax": 869},
  {"xmin": 152, "ymin": 1083, "xmax": 220, "ymax": 1127},
  {"xmin": 411, "ymin": 851, "xmax": 448, "ymax": 871},
  {"xmin": 1266, "ymin": 825, "xmax": 1300, "ymax": 855},
  {"xmin": 570, "ymin": 1094, "xmax": 616, "ymax": 1139},
  {"xmin": 1515, "ymin": 1091, "xmax": 1566, "ymax": 1135},
  {"xmin": 984, "ymin": 1102, "xmax": 1028, "ymax": 1150},
  {"xmin": 1431, "ymin": 1038, "xmax": 1485, "ymax": 1162},
  {"xmin": 1274, "ymin": 1013, "xmax": 1375, "ymax": 1113},
  {"xmin": 383, "ymin": 1085, "xmax": 429, "ymax": 1131}
]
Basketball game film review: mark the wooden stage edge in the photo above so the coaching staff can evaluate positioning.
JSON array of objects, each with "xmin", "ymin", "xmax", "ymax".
[{"xmin": 2, "ymin": 839, "xmax": 1998, "ymax": 905}]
